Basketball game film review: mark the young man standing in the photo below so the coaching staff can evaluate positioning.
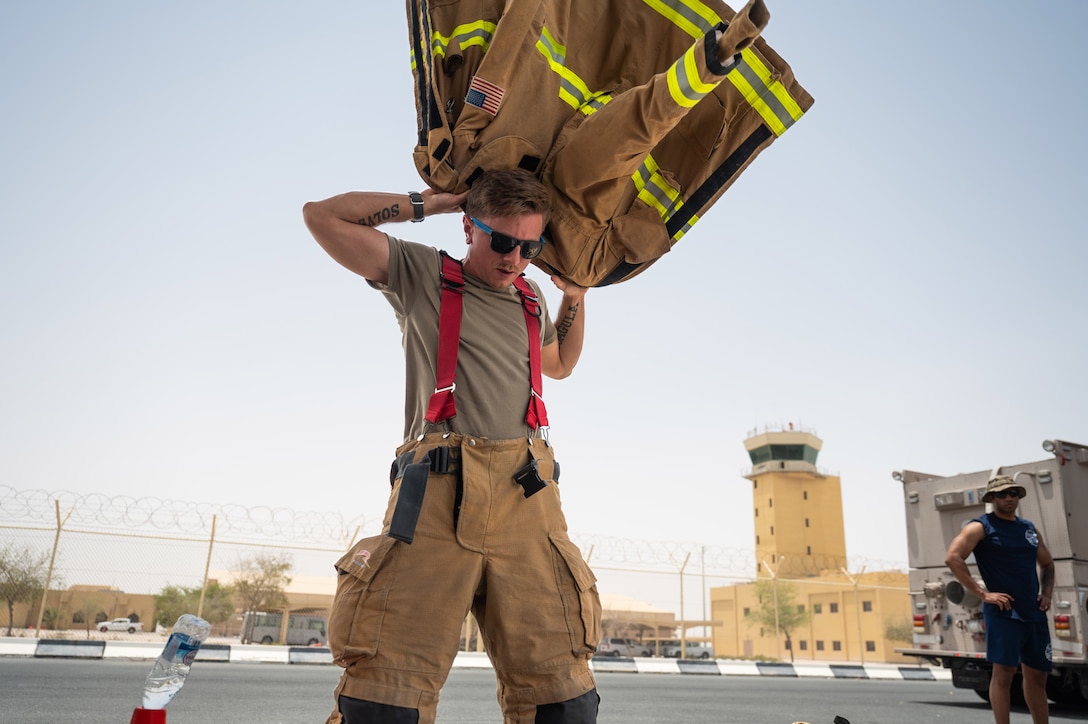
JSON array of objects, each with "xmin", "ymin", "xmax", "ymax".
[
  {"xmin": 303, "ymin": 169, "xmax": 600, "ymax": 724},
  {"xmin": 945, "ymin": 475, "xmax": 1055, "ymax": 724}
]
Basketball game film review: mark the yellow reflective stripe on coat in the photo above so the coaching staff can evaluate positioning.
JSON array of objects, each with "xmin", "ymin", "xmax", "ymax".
[
  {"xmin": 536, "ymin": 26, "xmax": 594, "ymax": 110},
  {"xmin": 431, "ymin": 20, "xmax": 496, "ymax": 59},
  {"xmin": 642, "ymin": 0, "xmax": 720, "ymax": 38},
  {"xmin": 667, "ymin": 43, "xmax": 720, "ymax": 108},
  {"xmin": 633, "ymin": 155, "xmax": 697, "ymax": 240},
  {"xmin": 579, "ymin": 92, "xmax": 612, "ymax": 116},
  {"xmin": 643, "ymin": 0, "xmax": 805, "ymax": 134},
  {"xmin": 727, "ymin": 47, "xmax": 805, "ymax": 135}
]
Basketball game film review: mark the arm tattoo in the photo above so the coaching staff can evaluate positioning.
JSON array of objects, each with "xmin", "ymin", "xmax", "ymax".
[
  {"xmin": 556, "ymin": 302, "xmax": 580, "ymax": 345},
  {"xmin": 357, "ymin": 203, "xmax": 401, "ymax": 227}
]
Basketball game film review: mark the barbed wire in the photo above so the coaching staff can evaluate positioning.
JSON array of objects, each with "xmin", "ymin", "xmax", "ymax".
[
  {"xmin": 571, "ymin": 533, "xmax": 907, "ymax": 582},
  {"xmin": 0, "ymin": 485, "xmax": 908, "ymax": 579},
  {"xmin": 0, "ymin": 485, "xmax": 373, "ymax": 546}
]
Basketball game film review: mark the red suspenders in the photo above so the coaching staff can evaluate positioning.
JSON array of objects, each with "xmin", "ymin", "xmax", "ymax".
[
  {"xmin": 514, "ymin": 275, "xmax": 549, "ymax": 430},
  {"xmin": 423, "ymin": 252, "xmax": 463, "ymax": 424},
  {"xmin": 424, "ymin": 252, "xmax": 549, "ymax": 430}
]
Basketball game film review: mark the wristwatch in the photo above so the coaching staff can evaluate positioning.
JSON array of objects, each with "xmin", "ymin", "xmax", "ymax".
[{"xmin": 408, "ymin": 192, "xmax": 425, "ymax": 222}]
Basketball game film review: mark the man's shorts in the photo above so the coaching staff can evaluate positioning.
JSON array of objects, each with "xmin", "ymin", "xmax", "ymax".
[{"xmin": 984, "ymin": 614, "xmax": 1052, "ymax": 672}]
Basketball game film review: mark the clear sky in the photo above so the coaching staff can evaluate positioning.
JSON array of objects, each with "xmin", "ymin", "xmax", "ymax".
[{"xmin": 3, "ymin": 1, "xmax": 1086, "ymax": 596}]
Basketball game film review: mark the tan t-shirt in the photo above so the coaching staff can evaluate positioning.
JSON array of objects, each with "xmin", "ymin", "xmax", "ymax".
[{"xmin": 371, "ymin": 235, "xmax": 557, "ymax": 442}]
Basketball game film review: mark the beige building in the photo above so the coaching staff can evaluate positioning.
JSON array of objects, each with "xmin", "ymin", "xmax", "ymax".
[{"xmin": 710, "ymin": 426, "xmax": 911, "ymax": 663}]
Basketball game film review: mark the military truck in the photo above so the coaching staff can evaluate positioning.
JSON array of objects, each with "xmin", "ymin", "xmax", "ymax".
[{"xmin": 892, "ymin": 438, "xmax": 1088, "ymax": 705}]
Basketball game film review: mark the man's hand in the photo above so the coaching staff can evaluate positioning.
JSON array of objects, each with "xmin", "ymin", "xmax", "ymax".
[
  {"xmin": 982, "ymin": 591, "xmax": 1013, "ymax": 611},
  {"xmin": 1038, "ymin": 592, "xmax": 1052, "ymax": 612},
  {"xmin": 420, "ymin": 188, "xmax": 468, "ymax": 218},
  {"xmin": 549, "ymin": 274, "xmax": 587, "ymax": 300}
]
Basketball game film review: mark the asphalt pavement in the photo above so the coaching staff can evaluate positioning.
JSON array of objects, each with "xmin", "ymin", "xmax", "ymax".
[{"xmin": 4, "ymin": 657, "xmax": 1083, "ymax": 724}]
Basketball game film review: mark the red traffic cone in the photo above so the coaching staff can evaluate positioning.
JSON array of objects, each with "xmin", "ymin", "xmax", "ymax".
[{"xmin": 130, "ymin": 707, "xmax": 166, "ymax": 724}]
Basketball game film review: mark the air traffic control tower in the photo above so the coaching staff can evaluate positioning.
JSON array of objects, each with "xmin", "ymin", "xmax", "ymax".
[{"xmin": 744, "ymin": 425, "xmax": 847, "ymax": 578}]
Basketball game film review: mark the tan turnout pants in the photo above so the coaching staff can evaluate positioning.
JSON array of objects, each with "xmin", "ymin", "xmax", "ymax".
[{"xmin": 326, "ymin": 433, "xmax": 601, "ymax": 724}]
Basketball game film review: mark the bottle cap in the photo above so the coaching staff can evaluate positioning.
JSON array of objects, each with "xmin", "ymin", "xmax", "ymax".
[{"xmin": 130, "ymin": 707, "xmax": 167, "ymax": 724}]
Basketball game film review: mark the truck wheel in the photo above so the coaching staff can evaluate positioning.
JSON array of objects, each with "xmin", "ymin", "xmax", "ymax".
[
  {"xmin": 127, "ymin": 627, "xmax": 136, "ymax": 633},
  {"xmin": 99, "ymin": 626, "xmax": 108, "ymax": 633},
  {"xmin": 261, "ymin": 636, "xmax": 274, "ymax": 645},
  {"xmin": 700, "ymin": 652, "xmax": 710, "ymax": 659},
  {"xmin": 1045, "ymin": 675, "xmax": 1086, "ymax": 706},
  {"xmin": 307, "ymin": 638, "xmax": 320, "ymax": 646}
]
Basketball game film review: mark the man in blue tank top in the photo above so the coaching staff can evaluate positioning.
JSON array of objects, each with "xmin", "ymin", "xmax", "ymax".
[{"xmin": 946, "ymin": 475, "xmax": 1056, "ymax": 724}]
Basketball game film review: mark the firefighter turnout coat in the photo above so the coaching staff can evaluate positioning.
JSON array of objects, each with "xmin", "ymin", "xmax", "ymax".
[{"xmin": 406, "ymin": 0, "xmax": 814, "ymax": 287}]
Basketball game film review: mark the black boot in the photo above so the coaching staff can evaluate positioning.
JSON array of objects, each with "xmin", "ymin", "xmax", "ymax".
[
  {"xmin": 338, "ymin": 695, "xmax": 419, "ymax": 723},
  {"xmin": 535, "ymin": 689, "xmax": 600, "ymax": 724}
]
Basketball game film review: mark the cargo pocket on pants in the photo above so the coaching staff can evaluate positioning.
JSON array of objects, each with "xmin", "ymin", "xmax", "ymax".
[
  {"xmin": 328, "ymin": 534, "xmax": 399, "ymax": 667},
  {"xmin": 548, "ymin": 531, "xmax": 602, "ymax": 657}
]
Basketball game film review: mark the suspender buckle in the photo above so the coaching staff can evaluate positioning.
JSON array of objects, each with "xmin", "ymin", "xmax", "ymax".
[
  {"xmin": 520, "ymin": 294, "xmax": 542, "ymax": 318},
  {"xmin": 441, "ymin": 276, "xmax": 465, "ymax": 293},
  {"xmin": 530, "ymin": 425, "xmax": 550, "ymax": 444}
]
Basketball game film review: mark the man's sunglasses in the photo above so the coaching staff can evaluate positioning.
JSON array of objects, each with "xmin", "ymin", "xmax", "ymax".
[
  {"xmin": 991, "ymin": 490, "xmax": 1020, "ymax": 499},
  {"xmin": 471, "ymin": 217, "xmax": 546, "ymax": 260}
]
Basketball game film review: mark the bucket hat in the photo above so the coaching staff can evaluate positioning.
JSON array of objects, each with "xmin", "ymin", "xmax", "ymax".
[{"xmin": 983, "ymin": 475, "xmax": 1027, "ymax": 502}]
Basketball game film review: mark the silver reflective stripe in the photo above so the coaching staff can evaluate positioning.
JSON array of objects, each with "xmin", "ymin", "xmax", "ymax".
[{"xmin": 729, "ymin": 54, "xmax": 800, "ymax": 133}]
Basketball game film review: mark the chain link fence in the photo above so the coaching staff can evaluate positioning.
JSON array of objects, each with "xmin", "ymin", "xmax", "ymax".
[{"xmin": 1, "ymin": 484, "xmax": 908, "ymax": 639}]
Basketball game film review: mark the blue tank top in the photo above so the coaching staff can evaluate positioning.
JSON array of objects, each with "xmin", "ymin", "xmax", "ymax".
[{"xmin": 973, "ymin": 513, "xmax": 1044, "ymax": 622}]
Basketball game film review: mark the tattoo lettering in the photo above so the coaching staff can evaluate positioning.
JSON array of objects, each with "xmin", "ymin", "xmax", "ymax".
[
  {"xmin": 556, "ymin": 302, "xmax": 580, "ymax": 345},
  {"xmin": 358, "ymin": 203, "xmax": 400, "ymax": 227}
]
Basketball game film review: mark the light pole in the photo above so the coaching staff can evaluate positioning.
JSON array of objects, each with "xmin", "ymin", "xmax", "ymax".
[
  {"xmin": 700, "ymin": 546, "xmax": 707, "ymax": 641},
  {"xmin": 841, "ymin": 566, "xmax": 866, "ymax": 665},
  {"xmin": 671, "ymin": 552, "xmax": 691, "ymax": 658}
]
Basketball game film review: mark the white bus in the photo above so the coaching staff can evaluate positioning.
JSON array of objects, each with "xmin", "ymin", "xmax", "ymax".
[{"xmin": 240, "ymin": 611, "xmax": 327, "ymax": 646}]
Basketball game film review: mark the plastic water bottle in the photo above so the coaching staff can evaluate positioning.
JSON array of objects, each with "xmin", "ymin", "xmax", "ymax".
[{"xmin": 140, "ymin": 614, "xmax": 211, "ymax": 710}]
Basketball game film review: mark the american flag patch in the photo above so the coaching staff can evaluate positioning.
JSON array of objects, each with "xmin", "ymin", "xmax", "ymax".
[{"xmin": 465, "ymin": 75, "xmax": 505, "ymax": 116}]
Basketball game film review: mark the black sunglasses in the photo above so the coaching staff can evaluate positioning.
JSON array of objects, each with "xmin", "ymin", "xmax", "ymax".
[
  {"xmin": 991, "ymin": 490, "xmax": 1019, "ymax": 499},
  {"xmin": 471, "ymin": 217, "xmax": 546, "ymax": 260}
]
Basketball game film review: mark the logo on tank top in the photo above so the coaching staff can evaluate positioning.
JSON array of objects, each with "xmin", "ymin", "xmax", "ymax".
[
  {"xmin": 1025, "ymin": 528, "xmax": 1039, "ymax": 547},
  {"xmin": 1046, "ymin": 642, "xmax": 1053, "ymax": 662}
]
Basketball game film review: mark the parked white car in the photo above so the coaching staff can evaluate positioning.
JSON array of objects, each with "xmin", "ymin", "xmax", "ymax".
[
  {"xmin": 98, "ymin": 618, "xmax": 143, "ymax": 633},
  {"xmin": 661, "ymin": 640, "xmax": 713, "ymax": 659},
  {"xmin": 595, "ymin": 637, "xmax": 647, "ymax": 657}
]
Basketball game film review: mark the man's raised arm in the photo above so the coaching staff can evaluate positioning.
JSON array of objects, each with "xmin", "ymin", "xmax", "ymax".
[
  {"xmin": 541, "ymin": 277, "xmax": 587, "ymax": 380},
  {"xmin": 303, "ymin": 189, "xmax": 466, "ymax": 284}
]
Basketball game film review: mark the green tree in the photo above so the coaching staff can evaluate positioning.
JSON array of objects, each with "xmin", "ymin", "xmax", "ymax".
[
  {"xmin": 153, "ymin": 585, "xmax": 189, "ymax": 629},
  {"xmin": 883, "ymin": 617, "xmax": 913, "ymax": 643},
  {"xmin": 198, "ymin": 581, "xmax": 238, "ymax": 625},
  {"xmin": 154, "ymin": 581, "xmax": 236, "ymax": 629},
  {"xmin": 41, "ymin": 607, "xmax": 62, "ymax": 631},
  {"xmin": 0, "ymin": 545, "xmax": 49, "ymax": 636},
  {"xmin": 233, "ymin": 552, "xmax": 291, "ymax": 615},
  {"xmin": 74, "ymin": 593, "xmax": 108, "ymax": 639},
  {"xmin": 748, "ymin": 579, "xmax": 811, "ymax": 663}
]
